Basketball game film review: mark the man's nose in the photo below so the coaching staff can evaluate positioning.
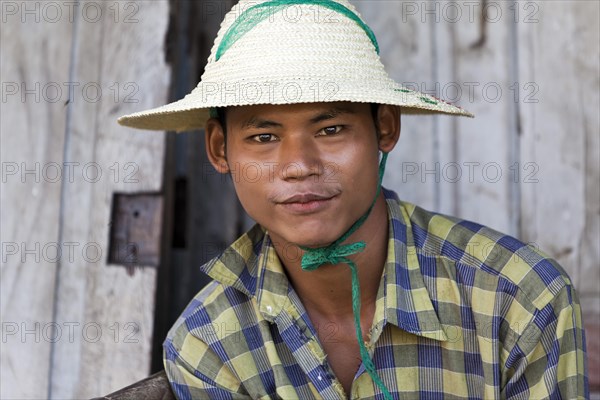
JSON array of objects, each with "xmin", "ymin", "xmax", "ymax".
[{"xmin": 277, "ymin": 136, "xmax": 323, "ymax": 181}]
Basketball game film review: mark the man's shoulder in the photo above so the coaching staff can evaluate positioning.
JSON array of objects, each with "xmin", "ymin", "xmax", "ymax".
[
  {"xmin": 166, "ymin": 276, "xmax": 256, "ymax": 349},
  {"xmin": 167, "ymin": 223, "xmax": 274, "ymax": 348},
  {"xmin": 395, "ymin": 197, "xmax": 573, "ymax": 310}
]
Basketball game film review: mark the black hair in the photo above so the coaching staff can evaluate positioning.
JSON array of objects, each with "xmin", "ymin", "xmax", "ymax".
[
  {"xmin": 369, "ymin": 103, "xmax": 380, "ymax": 123},
  {"xmin": 370, "ymin": 103, "xmax": 381, "ymax": 137},
  {"xmin": 212, "ymin": 107, "xmax": 227, "ymax": 136}
]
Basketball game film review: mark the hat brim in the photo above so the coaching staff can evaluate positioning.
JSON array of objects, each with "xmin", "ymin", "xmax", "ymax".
[{"xmin": 118, "ymin": 81, "xmax": 474, "ymax": 132}]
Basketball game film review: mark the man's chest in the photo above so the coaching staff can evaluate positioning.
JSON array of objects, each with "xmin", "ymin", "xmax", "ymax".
[{"xmin": 315, "ymin": 321, "xmax": 363, "ymax": 396}]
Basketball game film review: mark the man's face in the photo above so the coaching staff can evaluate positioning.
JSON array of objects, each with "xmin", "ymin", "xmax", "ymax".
[{"xmin": 207, "ymin": 102, "xmax": 398, "ymax": 248}]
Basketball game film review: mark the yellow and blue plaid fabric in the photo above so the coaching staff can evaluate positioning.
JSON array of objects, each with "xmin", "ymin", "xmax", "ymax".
[{"xmin": 164, "ymin": 188, "xmax": 588, "ymax": 399}]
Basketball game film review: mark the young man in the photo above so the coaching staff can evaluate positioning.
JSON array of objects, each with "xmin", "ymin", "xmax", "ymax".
[{"xmin": 119, "ymin": 0, "xmax": 588, "ymax": 398}]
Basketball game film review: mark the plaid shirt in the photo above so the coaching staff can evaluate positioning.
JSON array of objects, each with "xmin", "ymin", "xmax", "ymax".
[{"xmin": 164, "ymin": 188, "xmax": 588, "ymax": 399}]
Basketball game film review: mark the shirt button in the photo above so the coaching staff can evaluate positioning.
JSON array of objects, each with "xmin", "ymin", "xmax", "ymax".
[
  {"xmin": 318, "ymin": 374, "xmax": 322, "ymax": 381},
  {"xmin": 266, "ymin": 305, "xmax": 272, "ymax": 313}
]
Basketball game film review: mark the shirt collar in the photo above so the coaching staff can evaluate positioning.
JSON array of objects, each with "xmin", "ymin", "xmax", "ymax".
[
  {"xmin": 374, "ymin": 188, "xmax": 447, "ymax": 341},
  {"xmin": 200, "ymin": 188, "xmax": 447, "ymax": 341}
]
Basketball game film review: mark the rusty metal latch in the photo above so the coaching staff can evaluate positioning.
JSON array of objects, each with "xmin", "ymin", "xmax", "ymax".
[{"xmin": 108, "ymin": 193, "xmax": 163, "ymax": 268}]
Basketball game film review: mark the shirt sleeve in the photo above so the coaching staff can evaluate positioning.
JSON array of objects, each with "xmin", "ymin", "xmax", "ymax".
[
  {"xmin": 163, "ymin": 330, "xmax": 251, "ymax": 400},
  {"xmin": 502, "ymin": 283, "xmax": 589, "ymax": 399}
]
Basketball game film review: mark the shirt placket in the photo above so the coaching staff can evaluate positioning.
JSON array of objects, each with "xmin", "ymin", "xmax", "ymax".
[{"xmin": 274, "ymin": 309, "xmax": 347, "ymax": 399}]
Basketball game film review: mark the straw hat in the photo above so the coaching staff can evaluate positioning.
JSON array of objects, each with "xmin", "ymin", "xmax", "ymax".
[{"xmin": 118, "ymin": 0, "xmax": 473, "ymax": 132}]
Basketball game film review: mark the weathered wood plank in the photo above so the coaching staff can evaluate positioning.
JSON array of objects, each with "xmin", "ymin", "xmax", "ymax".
[
  {"xmin": 48, "ymin": 1, "xmax": 170, "ymax": 398},
  {"xmin": 91, "ymin": 370, "xmax": 175, "ymax": 400},
  {"xmin": 434, "ymin": 3, "xmax": 462, "ymax": 218},
  {"xmin": 518, "ymin": 0, "xmax": 593, "ymax": 288},
  {"xmin": 355, "ymin": 1, "xmax": 438, "ymax": 209},
  {"xmin": 517, "ymin": 1, "xmax": 599, "ymax": 388},
  {"xmin": 569, "ymin": 2, "xmax": 599, "ymax": 301},
  {"xmin": 450, "ymin": 2, "xmax": 516, "ymax": 235},
  {"xmin": 578, "ymin": 13, "xmax": 600, "ymax": 388},
  {"xmin": 178, "ymin": 0, "xmax": 240, "ymax": 321},
  {"xmin": 0, "ymin": 5, "xmax": 72, "ymax": 398}
]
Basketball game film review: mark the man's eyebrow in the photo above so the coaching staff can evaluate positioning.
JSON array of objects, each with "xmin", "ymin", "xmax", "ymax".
[
  {"xmin": 241, "ymin": 106, "xmax": 357, "ymax": 129},
  {"xmin": 241, "ymin": 117, "xmax": 283, "ymax": 130},
  {"xmin": 309, "ymin": 106, "xmax": 357, "ymax": 124}
]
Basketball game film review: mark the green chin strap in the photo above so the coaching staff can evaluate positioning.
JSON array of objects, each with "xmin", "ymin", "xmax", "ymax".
[{"xmin": 300, "ymin": 152, "xmax": 392, "ymax": 399}]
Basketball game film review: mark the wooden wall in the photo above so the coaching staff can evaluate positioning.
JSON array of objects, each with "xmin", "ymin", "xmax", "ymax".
[
  {"xmin": 356, "ymin": 0, "xmax": 599, "ymax": 391},
  {"xmin": 1, "ymin": 1, "xmax": 170, "ymax": 398}
]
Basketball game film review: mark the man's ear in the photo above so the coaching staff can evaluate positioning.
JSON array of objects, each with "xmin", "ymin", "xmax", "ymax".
[
  {"xmin": 205, "ymin": 118, "xmax": 229, "ymax": 174},
  {"xmin": 376, "ymin": 105, "xmax": 401, "ymax": 153}
]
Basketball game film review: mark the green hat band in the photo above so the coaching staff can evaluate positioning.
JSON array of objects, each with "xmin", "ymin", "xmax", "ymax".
[{"xmin": 216, "ymin": 0, "xmax": 380, "ymax": 61}]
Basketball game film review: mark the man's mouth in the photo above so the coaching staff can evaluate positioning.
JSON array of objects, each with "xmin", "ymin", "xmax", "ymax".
[
  {"xmin": 280, "ymin": 193, "xmax": 334, "ymax": 204},
  {"xmin": 276, "ymin": 192, "xmax": 339, "ymax": 214}
]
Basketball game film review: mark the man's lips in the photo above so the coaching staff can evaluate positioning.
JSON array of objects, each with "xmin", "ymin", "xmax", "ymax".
[
  {"xmin": 279, "ymin": 193, "xmax": 335, "ymax": 204},
  {"xmin": 275, "ymin": 192, "xmax": 339, "ymax": 214}
]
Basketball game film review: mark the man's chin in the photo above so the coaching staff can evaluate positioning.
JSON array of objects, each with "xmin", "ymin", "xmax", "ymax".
[
  {"xmin": 294, "ymin": 239, "xmax": 334, "ymax": 249},
  {"xmin": 274, "ymin": 229, "xmax": 340, "ymax": 249},
  {"xmin": 263, "ymin": 218, "xmax": 353, "ymax": 249}
]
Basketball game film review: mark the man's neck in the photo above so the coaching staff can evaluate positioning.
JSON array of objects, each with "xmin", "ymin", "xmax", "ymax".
[{"xmin": 270, "ymin": 193, "xmax": 389, "ymax": 322}]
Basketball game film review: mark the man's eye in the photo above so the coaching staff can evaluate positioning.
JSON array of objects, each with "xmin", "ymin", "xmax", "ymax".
[
  {"xmin": 251, "ymin": 134, "xmax": 277, "ymax": 143},
  {"xmin": 317, "ymin": 126, "xmax": 343, "ymax": 136}
]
